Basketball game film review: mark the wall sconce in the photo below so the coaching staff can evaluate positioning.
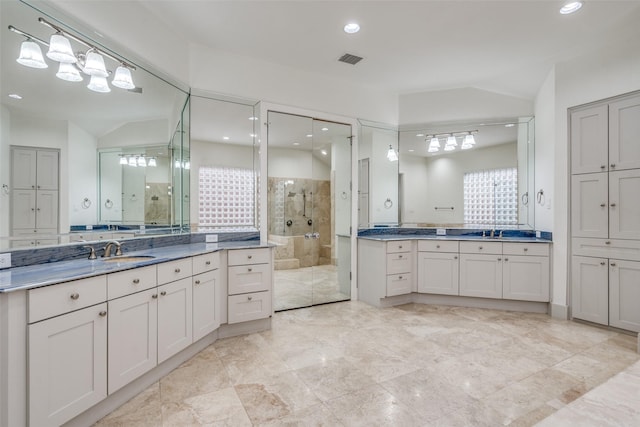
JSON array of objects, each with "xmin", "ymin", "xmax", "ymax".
[
  {"xmin": 8, "ymin": 17, "xmax": 136, "ymax": 94},
  {"xmin": 386, "ymin": 145, "xmax": 398, "ymax": 162}
]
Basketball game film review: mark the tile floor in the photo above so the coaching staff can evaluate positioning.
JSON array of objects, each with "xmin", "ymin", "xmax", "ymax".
[
  {"xmin": 273, "ymin": 265, "xmax": 350, "ymax": 311},
  {"xmin": 94, "ymin": 301, "xmax": 640, "ymax": 426}
]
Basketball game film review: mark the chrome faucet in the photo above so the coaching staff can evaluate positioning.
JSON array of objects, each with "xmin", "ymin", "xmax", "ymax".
[
  {"xmin": 490, "ymin": 229, "xmax": 495, "ymax": 239},
  {"xmin": 103, "ymin": 240, "xmax": 123, "ymax": 257}
]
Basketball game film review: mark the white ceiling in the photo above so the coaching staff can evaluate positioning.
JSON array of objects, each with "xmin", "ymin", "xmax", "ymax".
[{"xmin": 131, "ymin": 0, "xmax": 640, "ymax": 99}]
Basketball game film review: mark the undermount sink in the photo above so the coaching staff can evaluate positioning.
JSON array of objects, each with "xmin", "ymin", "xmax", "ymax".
[{"xmin": 101, "ymin": 255, "xmax": 155, "ymax": 263}]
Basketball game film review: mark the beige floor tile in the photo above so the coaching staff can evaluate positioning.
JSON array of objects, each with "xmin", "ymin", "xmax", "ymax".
[
  {"xmin": 256, "ymin": 403, "xmax": 344, "ymax": 427},
  {"xmin": 94, "ymin": 382, "xmax": 162, "ymax": 427},
  {"xmin": 161, "ymin": 387, "xmax": 251, "ymax": 426},
  {"xmin": 294, "ymin": 357, "xmax": 376, "ymax": 402}
]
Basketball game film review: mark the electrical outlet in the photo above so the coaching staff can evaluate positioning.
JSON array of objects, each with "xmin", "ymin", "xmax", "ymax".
[
  {"xmin": 0, "ymin": 253, "xmax": 11, "ymax": 269},
  {"xmin": 436, "ymin": 228, "xmax": 446, "ymax": 236},
  {"xmin": 85, "ymin": 224, "xmax": 93, "ymax": 230},
  {"xmin": 536, "ymin": 231, "xmax": 541, "ymax": 238},
  {"xmin": 206, "ymin": 234, "xmax": 218, "ymax": 243}
]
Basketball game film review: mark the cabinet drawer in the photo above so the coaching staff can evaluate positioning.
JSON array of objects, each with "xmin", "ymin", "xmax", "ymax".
[
  {"xmin": 228, "ymin": 248, "xmax": 271, "ymax": 266},
  {"xmin": 418, "ymin": 240, "xmax": 459, "ymax": 253},
  {"xmin": 228, "ymin": 290, "xmax": 271, "ymax": 324},
  {"xmin": 157, "ymin": 258, "xmax": 192, "ymax": 284},
  {"xmin": 503, "ymin": 242, "xmax": 549, "ymax": 257},
  {"xmin": 460, "ymin": 241, "xmax": 502, "ymax": 255},
  {"xmin": 228, "ymin": 263, "xmax": 271, "ymax": 295},
  {"xmin": 573, "ymin": 237, "xmax": 640, "ymax": 262},
  {"xmin": 107, "ymin": 265, "xmax": 157, "ymax": 300},
  {"xmin": 193, "ymin": 251, "xmax": 220, "ymax": 275},
  {"xmin": 387, "ymin": 241, "xmax": 411, "ymax": 253},
  {"xmin": 29, "ymin": 275, "xmax": 107, "ymax": 323},
  {"xmin": 386, "ymin": 252, "xmax": 412, "ymax": 275},
  {"xmin": 386, "ymin": 273, "xmax": 412, "ymax": 297}
]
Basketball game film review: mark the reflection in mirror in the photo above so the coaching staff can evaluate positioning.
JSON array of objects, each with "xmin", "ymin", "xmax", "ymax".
[
  {"xmin": 189, "ymin": 95, "xmax": 258, "ymax": 231},
  {"xmin": 399, "ymin": 117, "xmax": 534, "ymax": 229},
  {"xmin": 358, "ymin": 122, "xmax": 399, "ymax": 228},
  {"xmin": 0, "ymin": 0, "xmax": 190, "ymax": 250}
]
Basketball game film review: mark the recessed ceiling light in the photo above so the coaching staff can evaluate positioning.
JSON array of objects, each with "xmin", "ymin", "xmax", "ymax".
[
  {"xmin": 505, "ymin": 123, "xmax": 515, "ymax": 128},
  {"xmin": 321, "ymin": 127, "xmax": 329, "ymax": 131},
  {"xmin": 250, "ymin": 133, "xmax": 257, "ymax": 138},
  {"xmin": 8, "ymin": 93, "xmax": 22, "ymax": 99},
  {"xmin": 408, "ymin": 149, "xmax": 415, "ymax": 152},
  {"xmin": 293, "ymin": 142, "xmax": 300, "ymax": 146},
  {"xmin": 306, "ymin": 134, "xmax": 313, "ymax": 138},
  {"xmin": 248, "ymin": 116, "xmax": 258, "ymax": 121},
  {"xmin": 560, "ymin": 1, "xmax": 583, "ymax": 14},
  {"xmin": 320, "ymin": 149, "xmax": 328, "ymax": 156},
  {"xmin": 344, "ymin": 23, "xmax": 360, "ymax": 34},
  {"xmin": 223, "ymin": 136, "xmax": 230, "ymax": 140},
  {"xmin": 416, "ymin": 133, "xmax": 424, "ymax": 137}
]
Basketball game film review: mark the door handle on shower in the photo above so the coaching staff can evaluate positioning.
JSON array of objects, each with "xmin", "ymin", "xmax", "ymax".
[
  {"xmin": 312, "ymin": 232, "xmax": 320, "ymax": 239},
  {"xmin": 304, "ymin": 233, "xmax": 312, "ymax": 239}
]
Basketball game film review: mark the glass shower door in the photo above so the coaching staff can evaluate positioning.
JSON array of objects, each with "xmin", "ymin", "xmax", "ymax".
[{"xmin": 267, "ymin": 111, "xmax": 352, "ymax": 310}]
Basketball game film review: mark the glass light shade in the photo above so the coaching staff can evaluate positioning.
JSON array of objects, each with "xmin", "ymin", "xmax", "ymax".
[
  {"xmin": 83, "ymin": 51, "xmax": 108, "ymax": 77},
  {"xmin": 174, "ymin": 160, "xmax": 181, "ymax": 169},
  {"xmin": 444, "ymin": 144, "xmax": 456, "ymax": 151},
  {"xmin": 56, "ymin": 62, "xmax": 83, "ymax": 82},
  {"xmin": 47, "ymin": 34, "xmax": 76, "ymax": 63},
  {"xmin": 560, "ymin": 1, "xmax": 583, "ymax": 14},
  {"xmin": 128, "ymin": 157, "xmax": 137, "ymax": 167},
  {"xmin": 446, "ymin": 135, "xmax": 457, "ymax": 147},
  {"xmin": 464, "ymin": 134, "xmax": 476, "ymax": 145},
  {"xmin": 111, "ymin": 66, "xmax": 135, "ymax": 89},
  {"xmin": 119, "ymin": 156, "xmax": 127, "ymax": 165},
  {"xmin": 16, "ymin": 40, "xmax": 48, "ymax": 69},
  {"xmin": 184, "ymin": 161, "xmax": 191, "ymax": 170},
  {"xmin": 148, "ymin": 158, "xmax": 157, "ymax": 167},
  {"xmin": 461, "ymin": 143, "xmax": 473, "ymax": 150},
  {"xmin": 428, "ymin": 146, "xmax": 439, "ymax": 153},
  {"xmin": 429, "ymin": 137, "xmax": 440, "ymax": 148},
  {"xmin": 386, "ymin": 145, "xmax": 398, "ymax": 162},
  {"xmin": 87, "ymin": 75, "xmax": 111, "ymax": 93},
  {"xmin": 137, "ymin": 157, "xmax": 147, "ymax": 167}
]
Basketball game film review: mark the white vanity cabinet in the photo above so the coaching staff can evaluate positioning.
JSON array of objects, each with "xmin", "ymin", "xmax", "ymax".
[
  {"xmin": 386, "ymin": 240, "xmax": 413, "ymax": 297},
  {"xmin": 609, "ymin": 259, "xmax": 640, "ymax": 332},
  {"xmin": 227, "ymin": 248, "xmax": 272, "ymax": 324},
  {"xmin": 502, "ymin": 243, "xmax": 550, "ymax": 302},
  {"xmin": 193, "ymin": 252, "xmax": 220, "ymax": 341},
  {"xmin": 417, "ymin": 240, "xmax": 459, "ymax": 295},
  {"xmin": 27, "ymin": 277, "xmax": 108, "ymax": 427},
  {"xmin": 459, "ymin": 242, "xmax": 503, "ymax": 299}
]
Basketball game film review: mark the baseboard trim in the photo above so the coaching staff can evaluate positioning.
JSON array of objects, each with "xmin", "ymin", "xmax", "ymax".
[{"xmin": 551, "ymin": 303, "xmax": 569, "ymax": 320}]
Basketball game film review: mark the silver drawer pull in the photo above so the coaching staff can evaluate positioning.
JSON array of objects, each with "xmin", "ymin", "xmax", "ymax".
[
  {"xmin": 99, "ymin": 311, "xmax": 107, "ymax": 317},
  {"xmin": 610, "ymin": 262, "xmax": 617, "ymax": 267},
  {"xmin": 195, "ymin": 280, "xmax": 201, "ymax": 285},
  {"xmin": 175, "ymin": 268, "xmax": 181, "ymax": 273},
  {"xmin": 70, "ymin": 293, "xmax": 80, "ymax": 300},
  {"xmin": 399, "ymin": 276, "xmax": 403, "ymax": 280},
  {"xmin": 497, "ymin": 258, "xmax": 502, "ymax": 261},
  {"xmin": 454, "ymin": 256, "xmax": 458, "ymax": 259},
  {"xmin": 160, "ymin": 291, "xmax": 167, "ymax": 296},
  {"xmin": 600, "ymin": 261, "xmax": 606, "ymax": 265},
  {"xmin": 600, "ymin": 203, "xmax": 606, "ymax": 207},
  {"xmin": 610, "ymin": 163, "xmax": 616, "ymax": 168},
  {"xmin": 152, "ymin": 294, "xmax": 158, "ymax": 299},
  {"xmin": 398, "ymin": 255, "xmax": 403, "ymax": 259},
  {"xmin": 248, "ymin": 255, "xmax": 253, "ymax": 259},
  {"xmin": 605, "ymin": 241, "xmax": 611, "ymax": 245},
  {"xmin": 610, "ymin": 203, "xmax": 617, "ymax": 207},
  {"xmin": 436, "ymin": 245, "xmax": 440, "ymax": 248},
  {"xmin": 504, "ymin": 258, "xmax": 509, "ymax": 261},
  {"xmin": 132, "ymin": 278, "xmax": 140, "ymax": 284},
  {"xmin": 247, "ymin": 296, "xmax": 253, "ymax": 301},
  {"xmin": 600, "ymin": 165, "xmax": 606, "ymax": 169},
  {"xmin": 479, "ymin": 246, "xmax": 483, "ymax": 250},
  {"xmin": 248, "ymin": 268, "xmax": 253, "ymax": 272},
  {"xmin": 398, "ymin": 245, "xmax": 403, "ymax": 249},
  {"xmin": 523, "ymin": 248, "xmax": 528, "ymax": 252},
  {"xmin": 205, "ymin": 261, "xmax": 211, "ymax": 265}
]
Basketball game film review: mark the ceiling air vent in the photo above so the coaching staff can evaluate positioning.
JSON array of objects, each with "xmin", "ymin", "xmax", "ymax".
[{"xmin": 338, "ymin": 53, "xmax": 363, "ymax": 65}]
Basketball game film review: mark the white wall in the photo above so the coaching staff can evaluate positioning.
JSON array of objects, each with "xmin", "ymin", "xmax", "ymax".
[
  {"xmin": 68, "ymin": 122, "xmax": 98, "ymax": 226},
  {"xmin": 534, "ymin": 68, "xmax": 556, "ymax": 232},
  {"xmin": 267, "ymin": 147, "xmax": 330, "ymax": 180},
  {"xmin": 98, "ymin": 119, "xmax": 170, "ymax": 149},
  {"xmin": 0, "ymin": 106, "xmax": 10, "ymax": 238},
  {"xmin": 398, "ymin": 154, "xmax": 429, "ymax": 224}
]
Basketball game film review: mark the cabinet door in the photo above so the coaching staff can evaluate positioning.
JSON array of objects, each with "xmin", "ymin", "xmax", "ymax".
[
  {"xmin": 459, "ymin": 254, "xmax": 502, "ymax": 299},
  {"xmin": 36, "ymin": 150, "xmax": 59, "ymax": 190},
  {"xmin": 11, "ymin": 189, "xmax": 36, "ymax": 229},
  {"xmin": 609, "ymin": 95, "xmax": 640, "ymax": 171},
  {"xmin": 609, "ymin": 169, "xmax": 640, "ymax": 240},
  {"xmin": 28, "ymin": 303, "xmax": 107, "ymax": 427},
  {"xmin": 571, "ymin": 104, "xmax": 609, "ymax": 174},
  {"xmin": 571, "ymin": 173, "xmax": 608, "ymax": 238},
  {"xmin": 228, "ymin": 290, "xmax": 271, "ymax": 324},
  {"xmin": 571, "ymin": 256, "xmax": 609, "ymax": 326},
  {"xmin": 36, "ymin": 190, "xmax": 59, "ymax": 229},
  {"xmin": 108, "ymin": 289, "xmax": 158, "ymax": 394},
  {"xmin": 609, "ymin": 259, "xmax": 640, "ymax": 332},
  {"xmin": 417, "ymin": 252, "xmax": 459, "ymax": 295},
  {"xmin": 386, "ymin": 273, "xmax": 412, "ymax": 297},
  {"xmin": 502, "ymin": 255, "xmax": 550, "ymax": 302},
  {"xmin": 158, "ymin": 278, "xmax": 193, "ymax": 363},
  {"xmin": 228, "ymin": 263, "xmax": 271, "ymax": 295},
  {"xmin": 11, "ymin": 147, "xmax": 37, "ymax": 189},
  {"xmin": 193, "ymin": 270, "xmax": 219, "ymax": 341}
]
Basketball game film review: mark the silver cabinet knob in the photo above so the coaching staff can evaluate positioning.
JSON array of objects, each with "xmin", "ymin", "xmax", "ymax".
[
  {"xmin": 398, "ymin": 255, "xmax": 403, "ymax": 259},
  {"xmin": 610, "ymin": 163, "xmax": 616, "ymax": 168},
  {"xmin": 99, "ymin": 311, "xmax": 107, "ymax": 317},
  {"xmin": 610, "ymin": 203, "xmax": 617, "ymax": 207},
  {"xmin": 175, "ymin": 268, "xmax": 181, "ymax": 273},
  {"xmin": 600, "ymin": 261, "xmax": 606, "ymax": 265},
  {"xmin": 248, "ymin": 268, "xmax": 253, "ymax": 272},
  {"xmin": 132, "ymin": 278, "xmax": 140, "ymax": 284},
  {"xmin": 195, "ymin": 280, "xmax": 201, "ymax": 285},
  {"xmin": 248, "ymin": 255, "xmax": 253, "ymax": 259},
  {"xmin": 205, "ymin": 261, "xmax": 211, "ymax": 265},
  {"xmin": 247, "ymin": 296, "xmax": 253, "ymax": 301},
  {"xmin": 479, "ymin": 246, "xmax": 483, "ymax": 250},
  {"xmin": 152, "ymin": 294, "xmax": 158, "ymax": 299},
  {"xmin": 160, "ymin": 291, "xmax": 167, "ymax": 296},
  {"xmin": 523, "ymin": 248, "xmax": 528, "ymax": 252},
  {"xmin": 436, "ymin": 245, "xmax": 440, "ymax": 249},
  {"xmin": 600, "ymin": 203, "xmax": 606, "ymax": 207},
  {"xmin": 600, "ymin": 165, "xmax": 606, "ymax": 169},
  {"xmin": 605, "ymin": 241, "xmax": 611, "ymax": 245},
  {"xmin": 610, "ymin": 262, "xmax": 617, "ymax": 267},
  {"xmin": 504, "ymin": 258, "xmax": 509, "ymax": 262},
  {"xmin": 398, "ymin": 245, "xmax": 403, "ymax": 249},
  {"xmin": 454, "ymin": 256, "xmax": 458, "ymax": 259},
  {"xmin": 399, "ymin": 276, "xmax": 403, "ymax": 280},
  {"xmin": 70, "ymin": 293, "xmax": 80, "ymax": 300}
]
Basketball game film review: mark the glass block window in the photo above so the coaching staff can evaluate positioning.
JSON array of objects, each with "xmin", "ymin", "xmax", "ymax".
[
  {"xmin": 463, "ymin": 168, "xmax": 518, "ymax": 225},
  {"xmin": 198, "ymin": 166, "xmax": 255, "ymax": 227}
]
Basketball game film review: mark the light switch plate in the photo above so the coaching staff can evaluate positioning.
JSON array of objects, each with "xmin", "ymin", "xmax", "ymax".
[
  {"xmin": 0, "ymin": 253, "xmax": 11, "ymax": 269},
  {"xmin": 436, "ymin": 228, "xmax": 446, "ymax": 236},
  {"xmin": 206, "ymin": 234, "xmax": 218, "ymax": 243}
]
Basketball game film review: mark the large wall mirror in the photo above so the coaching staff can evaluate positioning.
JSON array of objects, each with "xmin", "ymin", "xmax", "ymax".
[
  {"xmin": 0, "ymin": 0, "xmax": 190, "ymax": 250},
  {"xmin": 398, "ymin": 117, "xmax": 535, "ymax": 229},
  {"xmin": 189, "ymin": 94, "xmax": 259, "ymax": 232}
]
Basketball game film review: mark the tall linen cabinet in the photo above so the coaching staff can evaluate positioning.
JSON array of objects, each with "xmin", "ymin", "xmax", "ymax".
[{"xmin": 570, "ymin": 91, "xmax": 640, "ymax": 333}]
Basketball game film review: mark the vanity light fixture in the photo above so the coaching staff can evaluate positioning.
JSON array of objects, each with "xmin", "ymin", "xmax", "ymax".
[
  {"xmin": 429, "ymin": 136, "xmax": 441, "ymax": 149},
  {"xmin": 446, "ymin": 135, "xmax": 458, "ymax": 147},
  {"xmin": 8, "ymin": 18, "xmax": 136, "ymax": 93},
  {"xmin": 425, "ymin": 130, "xmax": 478, "ymax": 154},
  {"xmin": 463, "ymin": 133, "xmax": 476, "ymax": 146},
  {"xmin": 386, "ymin": 145, "xmax": 398, "ymax": 162},
  {"xmin": 119, "ymin": 156, "xmax": 128, "ymax": 165},
  {"xmin": 444, "ymin": 144, "xmax": 456, "ymax": 152},
  {"xmin": 128, "ymin": 157, "xmax": 138, "ymax": 167},
  {"xmin": 560, "ymin": 1, "xmax": 583, "ymax": 14},
  {"xmin": 147, "ymin": 158, "xmax": 157, "ymax": 167},
  {"xmin": 137, "ymin": 156, "xmax": 147, "ymax": 167}
]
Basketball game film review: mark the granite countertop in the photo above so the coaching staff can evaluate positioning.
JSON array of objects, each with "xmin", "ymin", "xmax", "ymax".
[
  {"xmin": 357, "ymin": 234, "xmax": 552, "ymax": 243},
  {"xmin": 0, "ymin": 241, "xmax": 270, "ymax": 293}
]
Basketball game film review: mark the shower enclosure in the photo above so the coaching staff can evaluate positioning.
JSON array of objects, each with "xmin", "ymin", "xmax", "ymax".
[{"xmin": 267, "ymin": 111, "xmax": 352, "ymax": 311}]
